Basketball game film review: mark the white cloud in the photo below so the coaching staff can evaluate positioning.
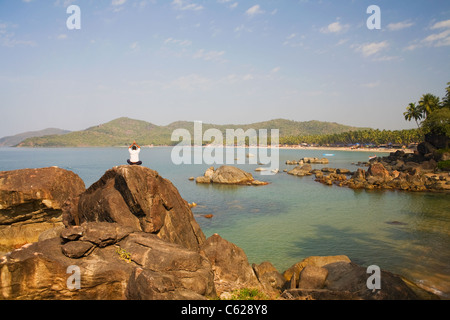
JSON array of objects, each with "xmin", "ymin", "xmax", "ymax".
[
  {"xmin": 320, "ymin": 20, "xmax": 350, "ymax": 34},
  {"xmin": 130, "ymin": 41, "xmax": 140, "ymax": 50},
  {"xmin": 193, "ymin": 49, "xmax": 226, "ymax": 63},
  {"xmin": 431, "ymin": 19, "xmax": 450, "ymax": 30},
  {"xmin": 387, "ymin": 21, "xmax": 414, "ymax": 31},
  {"xmin": 0, "ymin": 22, "xmax": 36, "ymax": 47},
  {"xmin": 172, "ymin": 0, "xmax": 203, "ymax": 11},
  {"xmin": 112, "ymin": 0, "xmax": 127, "ymax": 5},
  {"xmin": 423, "ymin": 29, "xmax": 450, "ymax": 47},
  {"xmin": 286, "ymin": 33, "xmax": 296, "ymax": 40},
  {"xmin": 271, "ymin": 67, "xmax": 281, "ymax": 73},
  {"xmin": 355, "ymin": 41, "xmax": 389, "ymax": 57},
  {"xmin": 246, "ymin": 5, "xmax": 264, "ymax": 16},
  {"xmin": 164, "ymin": 37, "xmax": 192, "ymax": 47},
  {"xmin": 283, "ymin": 33, "xmax": 304, "ymax": 47},
  {"xmin": 218, "ymin": 0, "xmax": 237, "ymax": 7},
  {"xmin": 406, "ymin": 19, "xmax": 450, "ymax": 50},
  {"xmin": 53, "ymin": 0, "xmax": 76, "ymax": 7}
]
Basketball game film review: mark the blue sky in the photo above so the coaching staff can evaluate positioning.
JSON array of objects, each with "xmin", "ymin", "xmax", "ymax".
[{"xmin": 0, "ymin": 0, "xmax": 449, "ymax": 137}]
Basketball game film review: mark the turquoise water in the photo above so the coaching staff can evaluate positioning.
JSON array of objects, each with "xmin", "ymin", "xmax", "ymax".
[{"xmin": 1, "ymin": 147, "xmax": 449, "ymax": 297}]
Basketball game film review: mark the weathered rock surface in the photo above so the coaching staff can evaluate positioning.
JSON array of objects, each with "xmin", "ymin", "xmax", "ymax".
[
  {"xmin": 252, "ymin": 261, "xmax": 286, "ymax": 296},
  {"xmin": 200, "ymin": 233, "xmax": 263, "ymax": 298},
  {"xmin": 0, "ymin": 222, "xmax": 216, "ymax": 300},
  {"xmin": 287, "ymin": 164, "xmax": 312, "ymax": 177},
  {"xmin": 0, "ymin": 166, "xmax": 440, "ymax": 300},
  {"xmin": 63, "ymin": 165, "xmax": 205, "ymax": 251},
  {"xmin": 196, "ymin": 166, "xmax": 268, "ymax": 186},
  {"xmin": 314, "ymin": 151, "xmax": 450, "ymax": 192},
  {"xmin": 281, "ymin": 256, "xmax": 438, "ymax": 300},
  {"xmin": 0, "ymin": 167, "xmax": 85, "ymax": 253}
]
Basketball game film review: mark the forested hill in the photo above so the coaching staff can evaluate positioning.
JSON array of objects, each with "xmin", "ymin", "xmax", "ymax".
[
  {"xmin": 0, "ymin": 128, "xmax": 70, "ymax": 147},
  {"xmin": 14, "ymin": 117, "xmax": 368, "ymax": 147}
]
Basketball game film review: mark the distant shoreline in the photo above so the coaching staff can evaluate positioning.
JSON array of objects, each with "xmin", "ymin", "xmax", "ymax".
[
  {"xmin": 277, "ymin": 146, "xmax": 414, "ymax": 154},
  {"xmin": 7, "ymin": 145, "xmax": 415, "ymax": 154}
]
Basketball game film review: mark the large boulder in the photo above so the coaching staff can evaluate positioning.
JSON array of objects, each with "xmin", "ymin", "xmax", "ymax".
[
  {"xmin": 63, "ymin": 165, "xmax": 205, "ymax": 251},
  {"xmin": 0, "ymin": 222, "xmax": 216, "ymax": 300},
  {"xmin": 196, "ymin": 166, "xmax": 268, "ymax": 186},
  {"xmin": 282, "ymin": 255, "xmax": 351, "ymax": 284},
  {"xmin": 281, "ymin": 257, "xmax": 438, "ymax": 300},
  {"xmin": 200, "ymin": 234, "xmax": 263, "ymax": 297},
  {"xmin": 367, "ymin": 163, "xmax": 390, "ymax": 181},
  {"xmin": 287, "ymin": 164, "xmax": 312, "ymax": 177},
  {"xmin": 0, "ymin": 167, "xmax": 85, "ymax": 253}
]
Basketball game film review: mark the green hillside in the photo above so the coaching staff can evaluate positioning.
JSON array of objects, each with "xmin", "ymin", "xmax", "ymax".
[
  {"xmin": 16, "ymin": 117, "xmax": 369, "ymax": 147},
  {"xmin": 0, "ymin": 128, "xmax": 70, "ymax": 147}
]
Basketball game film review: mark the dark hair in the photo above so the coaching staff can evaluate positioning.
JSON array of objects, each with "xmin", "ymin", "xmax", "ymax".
[{"xmin": 132, "ymin": 145, "xmax": 137, "ymax": 150}]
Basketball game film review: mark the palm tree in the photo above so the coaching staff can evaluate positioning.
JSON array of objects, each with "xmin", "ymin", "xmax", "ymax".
[
  {"xmin": 418, "ymin": 93, "xmax": 440, "ymax": 118},
  {"xmin": 403, "ymin": 102, "xmax": 423, "ymax": 128},
  {"xmin": 443, "ymin": 82, "xmax": 450, "ymax": 109}
]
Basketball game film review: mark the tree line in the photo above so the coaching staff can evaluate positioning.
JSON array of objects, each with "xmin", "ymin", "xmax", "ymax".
[
  {"xmin": 281, "ymin": 82, "xmax": 450, "ymax": 147},
  {"xmin": 403, "ymin": 82, "xmax": 450, "ymax": 139},
  {"xmin": 280, "ymin": 129, "xmax": 422, "ymax": 147}
]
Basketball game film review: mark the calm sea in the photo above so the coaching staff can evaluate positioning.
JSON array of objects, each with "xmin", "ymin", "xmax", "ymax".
[{"xmin": 1, "ymin": 147, "xmax": 449, "ymax": 298}]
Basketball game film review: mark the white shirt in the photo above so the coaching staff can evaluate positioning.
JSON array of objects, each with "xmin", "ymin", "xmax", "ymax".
[{"xmin": 129, "ymin": 147, "xmax": 140, "ymax": 163}]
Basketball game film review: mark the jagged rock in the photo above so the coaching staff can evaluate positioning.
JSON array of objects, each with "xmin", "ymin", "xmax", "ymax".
[
  {"xmin": 0, "ymin": 167, "xmax": 85, "ymax": 253},
  {"xmin": 62, "ymin": 165, "xmax": 205, "ymax": 251},
  {"xmin": 367, "ymin": 163, "xmax": 391, "ymax": 182}
]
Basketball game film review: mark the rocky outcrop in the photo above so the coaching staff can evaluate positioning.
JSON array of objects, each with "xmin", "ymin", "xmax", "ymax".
[
  {"xmin": 196, "ymin": 166, "xmax": 268, "ymax": 186},
  {"xmin": 287, "ymin": 164, "xmax": 312, "ymax": 177},
  {"xmin": 200, "ymin": 234, "xmax": 263, "ymax": 298},
  {"xmin": 63, "ymin": 165, "xmax": 205, "ymax": 251},
  {"xmin": 281, "ymin": 256, "xmax": 438, "ymax": 300},
  {"xmin": 286, "ymin": 157, "xmax": 329, "ymax": 165},
  {"xmin": 0, "ymin": 167, "xmax": 85, "ymax": 254},
  {"xmin": 0, "ymin": 222, "xmax": 216, "ymax": 300},
  {"xmin": 0, "ymin": 166, "xmax": 440, "ymax": 300},
  {"xmin": 314, "ymin": 155, "xmax": 450, "ymax": 192}
]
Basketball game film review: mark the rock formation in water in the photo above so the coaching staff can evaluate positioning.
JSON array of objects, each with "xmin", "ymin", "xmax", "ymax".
[
  {"xmin": 313, "ymin": 150, "xmax": 450, "ymax": 192},
  {"xmin": 196, "ymin": 165, "xmax": 268, "ymax": 186}
]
